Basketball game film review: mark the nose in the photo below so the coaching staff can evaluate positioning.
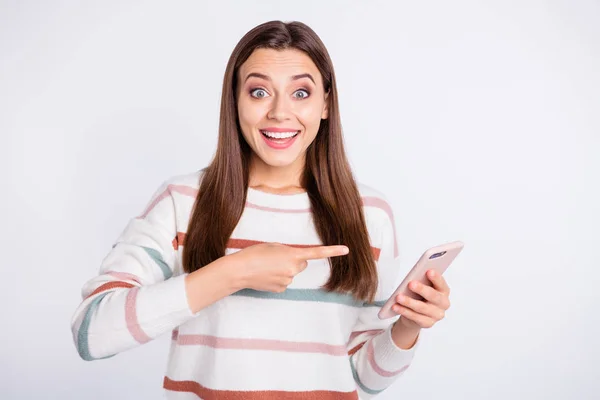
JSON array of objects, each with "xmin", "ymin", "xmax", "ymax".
[{"xmin": 267, "ymin": 94, "xmax": 291, "ymax": 121}]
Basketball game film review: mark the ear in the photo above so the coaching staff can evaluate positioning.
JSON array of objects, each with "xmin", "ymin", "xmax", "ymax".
[{"xmin": 321, "ymin": 91, "xmax": 330, "ymax": 120}]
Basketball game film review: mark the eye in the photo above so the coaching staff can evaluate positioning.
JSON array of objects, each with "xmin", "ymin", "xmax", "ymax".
[
  {"xmin": 293, "ymin": 89, "xmax": 310, "ymax": 99},
  {"xmin": 250, "ymin": 88, "xmax": 269, "ymax": 99}
]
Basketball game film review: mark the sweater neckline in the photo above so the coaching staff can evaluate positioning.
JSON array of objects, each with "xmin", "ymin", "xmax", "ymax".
[{"xmin": 246, "ymin": 186, "xmax": 311, "ymax": 211}]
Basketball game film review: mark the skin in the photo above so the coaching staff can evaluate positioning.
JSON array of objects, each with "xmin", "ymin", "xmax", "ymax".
[
  {"xmin": 236, "ymin": 48, "xmax": 328, "ymax": 193},
  {"xmin": 185, "ymin": 48, "xmax": 451, "ymax": 350},
  {"xmin": 390, "ymin": 270, "xmax": 451, "ymax": 349}
]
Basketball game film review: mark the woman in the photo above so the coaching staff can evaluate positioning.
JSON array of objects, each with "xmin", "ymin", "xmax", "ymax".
[{"xmin": 71, "ymin": 20, "xmax": 451, "ymax": 399}]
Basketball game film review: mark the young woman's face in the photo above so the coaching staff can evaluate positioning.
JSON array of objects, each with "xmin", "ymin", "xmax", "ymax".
[{"xmin": 237, "ymin": 48, "xmax": 329, "ymax": 172}]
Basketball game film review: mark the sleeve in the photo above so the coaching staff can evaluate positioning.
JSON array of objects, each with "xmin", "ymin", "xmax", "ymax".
[
  {"xmin": 70, "ymin": 179, "xmax": 196, "ymax": 361},
  {"xmin": 347, "ymin": 203, "xmax": 420, "ymax": 398}
]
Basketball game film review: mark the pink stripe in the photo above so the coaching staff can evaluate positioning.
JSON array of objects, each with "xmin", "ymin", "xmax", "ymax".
[
  {"xmin": 171, "ymin": 329, "xmax": 179, "ymax": 341},
  {"xmin": 125, "ymin": 287, "xmax": 152, "ymax": 344},
  {"xmin": 367, "ymin": 339, "xmax": 409, "ymax": 377},
  {"xmin": 362, "ymin": 197, "xmax": 399, "ymax": 258},
  {"xmin": 139, "ymin": 191, "xmax": 169, "ymax": 219},
  {"xmin": 169, "ymin": 184, "xmax": 199, "ymax": 197},
  {"xmin": 245, "ymin": 201, "xmax": 311, "ymax": 213},
  {"xmin": 140, "ymin": 184, "xmax": 198, "ymax": 218},
  {"xmin": 106, "ymin": 271, "xmax": 142, "ymax": 285},
  {"xmin": 177, "ymin": 334, "xmax": 348, "ymax": 356},
  {"xmin": 348, "ymin": 329, "xmax": 384, "ymax": 344}
]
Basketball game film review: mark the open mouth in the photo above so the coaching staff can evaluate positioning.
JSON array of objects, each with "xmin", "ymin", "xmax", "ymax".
[
  {"xmin": 259, "ymin": 130, "xmax": 301, "ymax": 149},
  {"xmin": 260, "ymin": 130, "xmax": 300, "ymax": 142}
]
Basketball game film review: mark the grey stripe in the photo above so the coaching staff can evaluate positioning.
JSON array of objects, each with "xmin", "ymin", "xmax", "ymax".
[
  {"xmin": 76, "ymin": 292, "xmax": 116, "ymax": 361},
  {"xmin": 232, "ymin": 288, "xmax": 364, "ymax": 307},
  {"xmin": 141, "ymin": 246, "xmax": 173, "ymax": 279},
  {"xmin": 363, "ymin": 300, "xmax": 386, "ymax": 308},
  {"xmin": 349, "ymin": 353, "xmax": 385, "ymax": 395}
]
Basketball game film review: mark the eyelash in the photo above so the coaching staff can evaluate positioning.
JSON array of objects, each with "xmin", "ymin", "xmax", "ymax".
[{"xmin": 249, "ymin": 87, "xmax": 311, "ymax": 99}]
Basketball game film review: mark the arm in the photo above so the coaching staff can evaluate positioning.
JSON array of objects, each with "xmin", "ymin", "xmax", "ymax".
[
  {"xmin": 70, "ymin": 180, "xmax": 239, "ymax": 360},
  {"xmin": 347, "ymin": 204, "xmax": 420, "ymax": 398},
  {"xmin": 390, "ymin": 320, "xmax": 421, "ymax": 349}
]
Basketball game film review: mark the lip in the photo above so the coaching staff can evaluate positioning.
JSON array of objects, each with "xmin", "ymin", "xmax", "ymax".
[
  {"xmin": 260, "ymin": 129, "xmax": 301, "ymax": 150},
  {"xmin": 260, "ymin": 127, "xmax": 301, "ymax": 132}
]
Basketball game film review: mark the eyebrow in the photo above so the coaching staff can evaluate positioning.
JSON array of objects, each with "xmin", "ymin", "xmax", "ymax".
[{"xmin": 244, "ymin": 72, "xmax": 315, "ymax": 85}]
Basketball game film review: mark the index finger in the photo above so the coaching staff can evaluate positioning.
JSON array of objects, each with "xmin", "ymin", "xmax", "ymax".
[
  {"xmin": 297, "ymin": 245, "xmax": 350, "ymax": 261},
  {"xmin": 427, "ymin": 270, "xmax": 450, "ymax": 295}
]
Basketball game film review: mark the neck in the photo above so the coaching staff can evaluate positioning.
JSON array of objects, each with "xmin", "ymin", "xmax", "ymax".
[{"xmin": 248, "ymin": 154, "xmax": 306, "ymax": 194}]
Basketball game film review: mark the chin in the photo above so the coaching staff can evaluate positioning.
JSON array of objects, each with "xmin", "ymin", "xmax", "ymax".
[{"xmin": 257, "ymin": 151, "xmax": 302, "ymax": 169}]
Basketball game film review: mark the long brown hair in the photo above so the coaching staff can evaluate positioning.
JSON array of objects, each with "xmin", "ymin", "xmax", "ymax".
[{"xmin": 183, "ymin": 20, "xmax": 378, "ymax": 302}]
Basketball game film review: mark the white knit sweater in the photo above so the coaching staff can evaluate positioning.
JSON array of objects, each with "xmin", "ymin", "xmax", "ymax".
[{"xmin": 70, "ymin": 170, "xmax": 419, "ymax": 399}]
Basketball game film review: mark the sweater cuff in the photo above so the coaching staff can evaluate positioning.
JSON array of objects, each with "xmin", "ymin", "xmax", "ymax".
[
  {"xmin": 137, "ymin": 274, "xmax": 195, "ymax": 334},
  {"xmin": 157, "ymin": 273, "xmax": 195, "ymax": 317},
  {"xmin": 370, "ymin": 323, "xmax": 419, "ymax": 371}
]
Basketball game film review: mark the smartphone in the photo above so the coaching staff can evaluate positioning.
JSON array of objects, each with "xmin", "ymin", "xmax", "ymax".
[{"xmin": 377, "ymin": 240, "xmax": 465, "ymax": 320}]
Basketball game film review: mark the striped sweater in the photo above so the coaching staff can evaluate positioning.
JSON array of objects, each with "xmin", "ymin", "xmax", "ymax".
[{"xmin": 70, "ymin": 170, "xmax": 419, "ymax": 399}]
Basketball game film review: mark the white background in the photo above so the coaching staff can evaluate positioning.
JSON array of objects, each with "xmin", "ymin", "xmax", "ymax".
[{"xmin": 1, "ymin": 1, "xmax": 599, "ymax": 399}]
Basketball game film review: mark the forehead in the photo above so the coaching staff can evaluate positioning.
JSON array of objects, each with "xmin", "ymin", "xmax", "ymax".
[{"xmin": 239, "ymin": 48, "xmax": 322, "ymax": 84}]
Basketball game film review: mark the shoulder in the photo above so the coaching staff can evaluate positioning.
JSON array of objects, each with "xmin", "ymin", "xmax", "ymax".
[
  {"xmin": 162, "ymin": 169, "xmax": 205, "ymax": 190},
  {"xmin": 149, "ymin": 169, "xmax": 207, "ymax": 200},
  {"xmin": 142, "ymin": 169, "xmax": 204, "ymax": 210}
]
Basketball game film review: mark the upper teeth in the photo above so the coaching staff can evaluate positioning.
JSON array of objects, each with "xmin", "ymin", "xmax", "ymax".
[{"xmin": 262, "ymin": 130, "xmax": 298, "ymax": 139}]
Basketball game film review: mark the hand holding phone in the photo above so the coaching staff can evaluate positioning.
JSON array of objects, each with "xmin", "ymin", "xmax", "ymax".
[{"xmin": 378, "ymin": 240, "xmax": 464, "ymax": 320}]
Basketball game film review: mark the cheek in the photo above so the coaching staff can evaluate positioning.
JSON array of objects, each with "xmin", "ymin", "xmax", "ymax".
[
  {"xmin": 238, "ymin": 98, "xmax": 267, "ymax": 127},
  {"xmin": 297, "ymin": 104, "xmax": 324, "ymax": 134},
  {"xmin": 237, "ymin": 100, "xmax": 252, "ymax": 127}
]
